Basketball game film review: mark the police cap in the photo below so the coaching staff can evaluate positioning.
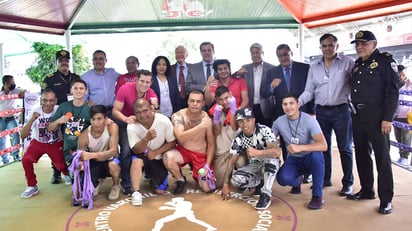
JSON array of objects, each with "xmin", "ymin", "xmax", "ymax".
[
  {"xmin": 56, "ymin": 50, "xmax": 71, "ymax": 60},
  {"xmin": 351, "ymin": 30, "xmax": 377, "ymax": 44}
]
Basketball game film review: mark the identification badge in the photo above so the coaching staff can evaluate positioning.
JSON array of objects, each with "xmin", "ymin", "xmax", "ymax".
[
  {"xmin": 67, "ymin": 93, "xmax": 73, "ymax": 101},
  {"xmin": 291, "ymin": 137, "xmax": 299, "ymax": 144}
]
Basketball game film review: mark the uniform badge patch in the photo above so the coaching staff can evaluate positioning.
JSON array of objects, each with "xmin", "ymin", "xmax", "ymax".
[
  {"xmin": 390, "ymin": 62, "xmax": 398, "ymax": 73},
  {"xmin": 370, "ymin": 61, "xmax": 378, "ymax": 69}
]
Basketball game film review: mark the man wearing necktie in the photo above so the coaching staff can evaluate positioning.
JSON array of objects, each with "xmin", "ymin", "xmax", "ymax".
[
  {"xmin": 171, "ymin": 45, "xmax": 191, "ymax": 108},
  {"xmin": 186, "ymin": 42, "xmax": 215, "ymax": 94}
]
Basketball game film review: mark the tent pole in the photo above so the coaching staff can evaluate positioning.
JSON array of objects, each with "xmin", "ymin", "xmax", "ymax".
[
  {"xmin": 298, "ymin": 24, "xmax": 304, "ymax": 62},
  {"xmin": 65, "ymin": 30, "xmax": 73, "ymax": 72}
]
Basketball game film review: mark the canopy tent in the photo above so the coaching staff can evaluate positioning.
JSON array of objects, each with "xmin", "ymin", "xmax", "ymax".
[{"xmin": 0, "ymin": 0, "xmax": 411, "ymax": 35}]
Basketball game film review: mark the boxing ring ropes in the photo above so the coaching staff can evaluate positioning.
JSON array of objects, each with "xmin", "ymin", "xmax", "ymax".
[
  {"xmin": 0, "ymin": 89, "xmax": 410, "ymax": 165},
  {"xmin": 391, "ymin": 89, "xmax": 412, "ymax": 155},
  {"xmin": 0, "ymin": 93, "xmax": 23, "ymax": 163}
]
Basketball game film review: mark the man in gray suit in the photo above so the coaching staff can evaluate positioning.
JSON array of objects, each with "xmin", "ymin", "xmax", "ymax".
[
  {"xmin": 237, "ymin": 43, "xmax": 276, "ymax": 127},
  {"xmin": 187, "ymin": 42, "xmax": 215, "ymax": 93}
]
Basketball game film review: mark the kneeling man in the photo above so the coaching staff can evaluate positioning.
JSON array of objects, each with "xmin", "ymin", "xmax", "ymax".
[
  {"xmin": 127, "ymin": 99, "xmax": 176, "ymax": 206},
  {"xmin": 77, "ymin": 105, "xmax": 121, "ymax": 201}
]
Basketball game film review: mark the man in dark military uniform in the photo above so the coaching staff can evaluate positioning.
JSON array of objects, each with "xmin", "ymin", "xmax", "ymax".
[
  {"xmin": 346, "ymin": 30, "xmax": 400, "ymax": 215},
  {"xmin": 42, "ymin": 50, "xmax": 81, "ymax": 105},
  {"xmin": 41, "ymin": 50, "xmax": 80, "ymax": 184}
]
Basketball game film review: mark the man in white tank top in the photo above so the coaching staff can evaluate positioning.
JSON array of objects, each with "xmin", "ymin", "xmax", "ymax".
[{"xmin": 77, "ymin": 105, "xmax": 121, "ymax": 201}]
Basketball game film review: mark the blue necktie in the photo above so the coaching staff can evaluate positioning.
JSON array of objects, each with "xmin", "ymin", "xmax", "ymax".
[{"xmin": 284, "ymin": 67, "xmax": 291, "ymax": 91}]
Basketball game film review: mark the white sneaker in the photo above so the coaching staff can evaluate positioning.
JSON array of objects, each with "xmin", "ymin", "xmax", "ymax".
[
  {"xmin": 21, "ymin": 186, "xmax": 39, "ymax": 198},
  {"xmin": 63, "ymin": 175, "xmax": 72, "ymax": 185},
  {"xmin": 131, "ymin": 191, "xmax": 142, "ymax": 206},
  {"xmin": 397, "ymin": 157, "xmax": 409, "ymax": 166},
  {"xmin": 108, "ymin": 185, "xmax": 121, "ymax": 201}
]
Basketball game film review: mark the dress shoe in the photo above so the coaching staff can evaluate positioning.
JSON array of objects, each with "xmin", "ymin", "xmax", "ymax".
[
  {"xmin": 339, "ymin": 185, "xmax": 353, "ymax": 196},
  {"xmin": 346, "ymin": 191, "xmax": 376, "ymax": 200},
  {"xmin": 323, "ymin": 181, "xmax": 332, "ymax": 187},
  {"xmin": 378, "ymin": 202, "xmax": 392, "ymax": 214}
]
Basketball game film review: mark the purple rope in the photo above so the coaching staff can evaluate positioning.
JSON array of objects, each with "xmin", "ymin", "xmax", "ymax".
[{"xmin": 68, "ymin": 150, "xmax": 94, "ymax": 210}]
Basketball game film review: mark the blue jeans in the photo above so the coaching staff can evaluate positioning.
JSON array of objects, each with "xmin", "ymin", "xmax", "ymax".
[
  {"xmin": 0, "ymin": 117, "xmax": 20, "ymax": 163},
  {"xmin": 277, "ymin": 152, "xmax": 325, "ymax": 197},
  {"xmin": 315, "ymin": 104, "xmax": 354, "ymax": 187}
]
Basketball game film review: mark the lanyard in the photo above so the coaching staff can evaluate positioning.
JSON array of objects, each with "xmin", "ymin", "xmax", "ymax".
[{"xmin": 287, "ymin": 113, "xmax": 301, "ymax": 138}]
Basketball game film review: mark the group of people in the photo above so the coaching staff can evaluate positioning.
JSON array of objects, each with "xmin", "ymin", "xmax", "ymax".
[{"xmin": 11, "ymin": 29, "xmax": 407, "ymax": 215}]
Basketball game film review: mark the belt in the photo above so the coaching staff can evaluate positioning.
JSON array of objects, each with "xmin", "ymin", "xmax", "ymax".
[{"xmin": 316, "ymin": 103, "xmax": 347, "ymax": 109}]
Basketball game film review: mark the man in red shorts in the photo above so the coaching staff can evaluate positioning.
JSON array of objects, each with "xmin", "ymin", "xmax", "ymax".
[{"xmin": 163, "ymin": 90, "xmax": 216, "ymax": 194}]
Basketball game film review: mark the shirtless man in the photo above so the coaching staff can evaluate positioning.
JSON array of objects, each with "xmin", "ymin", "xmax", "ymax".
[{"xmin": 163, "ymin": 90, "xmax": 216, "ymax": 194}]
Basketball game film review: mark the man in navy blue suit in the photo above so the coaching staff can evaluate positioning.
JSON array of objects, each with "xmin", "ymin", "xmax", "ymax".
[{"xmin": 263, "ymin": 44, "xmax": 314, "ymax": 168}]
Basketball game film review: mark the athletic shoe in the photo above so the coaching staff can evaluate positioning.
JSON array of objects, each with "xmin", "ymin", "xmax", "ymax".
[
  {"xmin": 51, "ymin": 176, "xmax": 61, "ymax": 184},
  {"xmin": 303, "ymin": 174, "xmax": 312, "ymax": 183},
  {"xmin": 253, "ymin": 180, "xmax": 264, "ymax": 197},
  {"xmin": 21, "ymin": 186, "xmax": 39, "ymax": 198},
  {"xmin": 173, "ymin": 179, "xmax": 186, "ymax": 195},
  {"xmin": 108, "ymin": 185, "xmax": 121, "ymax": 201},
  {"xmin": 94, "ymin": 182, "xmax": 101, "ymax": 196},
  {"xmin": 123, "ymin": 186, "xmax": 132, "ymax": 196},
  {"xmin": 63, "ymin": 175, "xmax": 72, "ymax": 185},
  {"xmin": 308, "ymin": 196, "xmax": 325, "ymax": 210},
  {"xmin": 397, "ymin": 157, "xmax": 409, "ymax": 166},
  {"xmin": 131, "ymin": 191, "xmax": 142, "ymax": 206},
  {"xmin": 255, "ymin": 193, "xmax": 271, "ymax": 210}
]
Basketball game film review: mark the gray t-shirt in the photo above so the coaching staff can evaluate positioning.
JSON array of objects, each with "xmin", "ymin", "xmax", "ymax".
[{"xmin": 272, "ymin": 112, "xmax": 322, "ymax": 157}]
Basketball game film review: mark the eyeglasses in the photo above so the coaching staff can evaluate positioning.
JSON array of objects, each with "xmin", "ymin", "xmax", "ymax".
[{"xmin": 93, "ymin": 57, "xmax": 106, "ymax": 61}]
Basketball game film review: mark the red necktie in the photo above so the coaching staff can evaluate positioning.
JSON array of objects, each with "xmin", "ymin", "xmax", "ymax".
[{"xmin": 179, "ymin": 65, "xmax": 186, "ymax": 99}]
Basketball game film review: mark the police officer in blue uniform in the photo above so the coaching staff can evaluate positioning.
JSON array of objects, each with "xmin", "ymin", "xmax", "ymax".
[
  {"xmin": 346, "ymin": 30, "xmax": 400, "ymax": 215},
  {"xmin": 41, "ymin": 50, "xmax": 80, "ymax": 184}
]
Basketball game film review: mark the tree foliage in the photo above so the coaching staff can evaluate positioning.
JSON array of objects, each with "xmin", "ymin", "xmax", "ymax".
[
  {"xmin": 157, "ymin": 33, "xmax": 197, "ymax": 63},
  {"xmin": 26, "ymin": 42, "xmax": 90, "ymax": 84}
]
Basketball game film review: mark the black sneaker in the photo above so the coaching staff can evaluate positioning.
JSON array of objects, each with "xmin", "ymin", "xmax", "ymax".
[
  {"xmin": 308, "ymin": 196, "xmax": 325, "ymax": 210},
  {"xmin": 290, "ymin": 185, "xmax": 302, "ymax": 194},
  {"xmin": 255, "ymin": 193, "xmax": 271, "ymax": 210},
  {"xmin": 303, "ymin": 174, "xmax": 312, "ymax": 184},
  {"xmin": 51, "ymin": 176, "xmax": 62, "ymax": 184},
  {"xmin": 173, "ymin": 180, "xmax": 186, "ymax": 195},
  {"xmin": 253, "ymin": 181, "xmax": 264, "ymax": 197},
  {"xmin": 122, "ymin": 186, "xmax": 132, "ymax": 196}
]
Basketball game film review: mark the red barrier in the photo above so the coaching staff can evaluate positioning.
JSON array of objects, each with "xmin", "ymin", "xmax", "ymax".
[
  {"xmin": 0, "ymin": 94, "xmax": 21, "ymax": 101},
  {"xmin": 0, "ymin": 144, "xmax": 22, "ymax": 156},
  {"xmin": 0, "ymin": 126, "xmax": 22, "ymax": 138}
]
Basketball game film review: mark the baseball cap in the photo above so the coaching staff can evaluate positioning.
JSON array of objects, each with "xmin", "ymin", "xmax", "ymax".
[
  {"xmin": 350, "ymin": 30, "xmax": 377, "ymax": 44},
  {"xmin": 56, "ymin": 50, "xmax": 71, "ymax": 60},
  {"xmin": 236, "ymin": 108, "xmax": 255, "ymax": 120}
]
